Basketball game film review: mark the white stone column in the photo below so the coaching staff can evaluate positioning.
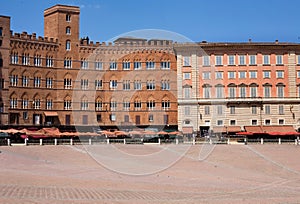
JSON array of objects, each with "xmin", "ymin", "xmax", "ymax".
[
  {"xmin": 70, "ymin": 138, "xmax": 73, "ymax": 145},
  {"xmin": 54, "ymin": 138, "xmax": 57, "ymax": 146},
  {"xmin": 278, "ymin": 138, "xmax": 281, "ymax": 145},
  {"xmin": 123, "ymin": 138, "xmax": 126, "ymax": 144},
  {"xmin": 89, "ymin": 138, "xmax": 92, "ymax": 145},
  {"xmin": 261, "ymin": 138, "xmax": 264, "ymax": 145},
  {"xmin": 7, "ymin": 138, "xmax": 10, "ymax": 146},
  {"xmin": 40, "ymin": 139, "xmax": 43, "ymax": 146},
  {"xmin": 107, "ymin": 138, "xmax": 110, "ymax": 144}
]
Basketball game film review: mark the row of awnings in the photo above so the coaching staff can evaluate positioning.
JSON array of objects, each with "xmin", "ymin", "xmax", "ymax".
[{"xmin": 182, "ymin": 125, "xmax": 300, "ymax": 136}]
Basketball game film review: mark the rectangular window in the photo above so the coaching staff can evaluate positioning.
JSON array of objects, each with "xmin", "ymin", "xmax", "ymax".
[
  {"xmin": 240, "ymin": 86, "xmax": 246, "ymax": 98},
  {"xmin": 66, "ymin": 115, "xmax": 71, "ymax": 125},
  {"xmin": 217, "ymin": 105, "xmax": 223, "ymax": 115},
  {"xmin": 279, "ymin": 105, "xmax": 284, "ymax": 115},
  {"xmin": 147, "ymin": 101, "xmax": 155, "ymax": 110},
  {"xmin": 184, "ymin": 106, "xmax": 190, "ymax": 115},
  {"xmin": 265, "ymin": 119, "xmax": 271, "ymax": 125},
  {"xmin": 11, "ymin": 53, "xmax": 18, "ymax": 64},
  {"xmin": 239, "ymin": 71, "xmax": 246, "ymax": 79},
  {"xmin": 249, "ymin": 55, "xmax": 256, "ymax": 65},
  {"xmin": 277, "ymin": 86, "xmax": 284, "ymax": 98},
  {"xmin": 110, "ymin": 80, "xmax": 117, "ymax": 89},
  {"xmin": 279, "ymin": 119, "xmax": 284, "ymax": 125},
  {"xmin": 81, "ymin": 101, "xmax": 88, "ymax": 110},
  {"xmin": 134, "ymin": 80, "xmax": 142, "ymax": 90},
  {"xmin": 123, "ymin": 80, "xmax": 130, "ymax": 90},
  {"xmin": 263, "ymin": 71, "xmax": 271, "ymax": 78},
  {"xmin": 134, "ymin": 61, "xmax": 142, "ymax": 70},
  {"xmin": 215, "ymin": 55, "xmax": 223, "ymax": 66},
  {"xmin": 10, "ymin": 75, "xmax": 18, "ymax": 87},
  {"xmin": 95, "ymin": 80, "xmax": 102, "ymax": 90},
  {"xmin": 264, "ymin": 86, "xmax": 271, "ymax": 98},
  {"xmin": 228, "ymin": 55, "xmax": 235, "ymax": 65},
  {"xmin": 298, "ymin": 55, "xmax": 300, "ymax": 65},
  {"xmin": 134, "ymin": 101, "xmax": 141, "ymax": 110},
  {"xmin": 109, "ymin": 62, "xmax": 117, "ymax": 70},
  {"xmin": 81, "ymin": 59, "xmax": 89, "ymax": 69},
  {"xmin": 203, "ymin": 55, "xmax": 210, "ymax": 66},
  {"xmin": 123, "ymin": 102, "xmax": 130, "ymax": 111},
  {"xmin": 297, "ymin": 71, "xmax": 300, "ymax": 78},
  {"xmin": 33, "ymin": 99, "xmax": 41, "ymax": 109},
  {"xmin": 22, "ymin": 99, "xmax": 28, "ymax": 109},
  {"xmin": 203, "ymin": 72, "xmax": 210, "ymax": 80},
  {"xmin": 204, "ymin": 106, "xmax": 210, "ymax": 115},
  {"xmin": 252, "ymin": 120, "xmax": 257, "ymax": 125},
  {"xmin": 230, "ymin": 106, "xmax": 235, "ymax": 114},
  {"xmin": 216, "ymin": 86, "xmax": 224, "ymax": 98},
  {"xmin": 110, "ymin": 101, "xmax": 117, "ymax": 111},
  {"xmin": 161, "ymin": 80, "xmax": 170, "ymax": 90},
  {"xmin": 249, "ymin": 71, "xmax": 257, "ymax": 78},
  {"xmin": 22, "ymin": 54, "xmax": 30, "ymax": 65},
  {"xmin": 46, "ymin": 56, "xmax": 53, "ymax": 67},
  {"xmin": 161, "ymin": 61, "xmax": 170, "ymax": 69},
  {"xmin": 146, "ymin": 61, "xmax": 155, "ymax": 69},
  {"xmin": 82, "ymin": 115, "xmax": 88, "ymax": 124},
  {"xmin": 228, "ymin": 87, "xmax": 236, "ymax": 98},
  {"xmin": 97, "ymin": 114, "xmax": 102, "ymax": 122},
  {"xmin": 122, "ymin": 61, "xmax": 130, "ymax": 70},
  {"xmin": 148, "ymin": 114, "xmax": 154, "ymax": 122},
  {"xmin": 276, "ymin": 55, "xmax": 283, "ymax": 65},
  {"xmin": 265, "ymin": 105, "xmax": 271, "ymax": 115},
  {"xmin": 146, "ymin": 80, "xmax": 155, "ymax": 90},
  {"xmin": 46, "ymin": 78, "xmax": 53, "ymax": 88},
  {"xmin": 183, "ymin": 72, "xmax": 191, "ymax": 80},
  {"xmin": 34, "ymin": 55, "xmax": 42, "ymax": 66},
  {"xmin": 64, "ymin": 78, "xmax": 72, "ymax": 89},
  {"xmin": 66, "ymin": 14, "xmax": 71, "ymax": 22},
  {"xmin": 217, "ymin": 120, "xmax": 223, "ymax": 126},
  {"xmin": 124, "ymin": 115, "xmax": 129, "ymax": 123},
  {"xmin": 215, "ymin": 71, "xmax": 223, "ymax": 79},
  {"xmin": 162, "ymin": 100, "xmax": 170, "ymax": 110},
  {"xmin": 64, "ymin": 100, "xmax": 72, "ymax": 110},
  {"xmin": 239, "ymin": 55, "xmax": 246, "ymax": 65},
  {"xmin": 163, "ymin": 115, "xmax": 169, "ymax": 125},
  {"xmin": 46, "ymin": 99, "xmax": 53, "ymax": 110},
  {"xmin": 95, "ymin": 101, "xmax": 102, "ymax": 111},
  {"xmin": 183, "ymin": 56, "xmax": 190, "ymax": 66},
  {"xmin": 203, "ymin": 87, "xmax": 211, "ymax": 98},
  {"xmin": 95, "ymin": 61, "xmax": 103, "ymax": 70},
  {"xmin": 228, "ymin": 71, "xmax": 235, "ymax": 79},
  {"xmin": 230, "ymin": 120, "xmax": 236, "ymax": 126},
  {"xmin": 34, "ymin": 77, "xmax": 41, "ymax": 88},
  {"xmin": 276, "ymin": 71, "xmax": 284, "ymax": 78},
  {"xmin": 184, "ymin": 87, "xmax": 191, "ymax": 98},
  {"xmin": 64, "ymin": 58, "xmax": 72, "ymax": 68},
  {"xmin": 252, "ymin": 105, "xmax": 257, "ymax": 114},
  {"xmin": 81, "ymin": 79, "xmax": 89, "ymax": 90},
  {"xmin": 263, "ymin": 55, "xmax": 270, "ymax": 65},
  {"xmin": 250, "ymin": 86, "xmax": 257, "ymax": 98},
  {"xmin": 22, "ymin": 76, "xmax": 29, "ymax": 87}
]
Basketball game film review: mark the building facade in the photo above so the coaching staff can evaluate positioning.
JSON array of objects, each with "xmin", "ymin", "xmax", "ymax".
[
  {"xmin": 1, "ymin": 4, "xmax": 300, "ymax": 134},
  {"xmin": 175, "ymin": 42, "xmax": 300, "ymax": 135},
  {"xmin": 0, "ymin": 5, "xmax": 178, "ymax": 131}
]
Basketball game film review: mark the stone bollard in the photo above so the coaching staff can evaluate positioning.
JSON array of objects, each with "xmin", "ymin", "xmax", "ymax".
[
  {"xmin": 227, "ymin": 138, "xmax": 230, "ymax": 145},
  {"xmin": 176, "ymin": 138, "xmax": 179, "ymax": 145},
  {"xmin": 123, "ymin": 138, "xmax": 126, "ymax": 144},
  {"xmin": 70, "ymin": 138, "xmax": 73, "ymax": 145},
  {"xmin": 209, "ymin": 138, "xmax": 212, "ymax": 145},
  {"xmin": 278, "ymin": 138, "xmax": 281, "ymax": 145},
  {"xmin": 7, "ymin": 138, "xmax": 11, "ymax": 146},
  {"xmin": 107, "ymin": 138, "xmax": 110, "ymax": 144},
  {"xmin": 158, "ymin": 138, "xmax": 161, "ymax": 145},
  {"xmin": 244, "ymin": 138, "xmax": 247, "ymax": 145},
  {"xmin": 25, "ymin": 138, "xmax": 28, "ymax": 146},
  {"xmin": 40, "ymin": 138, "xmax": 43, "ymax": 146},
  {"xmin": 295, "ymin": 139, "xmax": 298, "ymax": 145},
  {"xmin": 193, "ymin": 138, "xmax": 196, "ymax": 145},
  {"xmin": 54, "ymin": 138, "xmax": 57, "ymax": 146},
  {"xmin": 89, "ymin": 138, "xmax": 92, "ymax": 145},
  {"xmin": 261, "ymin": 138, "xmax": 264, "ymax": 145}
]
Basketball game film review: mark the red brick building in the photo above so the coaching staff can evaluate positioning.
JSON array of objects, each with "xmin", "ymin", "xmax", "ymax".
[{"xmin": 0, "ymin": 5, "xmax": 177, "ymax": 131}]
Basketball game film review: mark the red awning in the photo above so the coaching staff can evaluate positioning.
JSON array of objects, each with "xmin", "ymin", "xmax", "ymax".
[{"xmin": 44, "ymin": 112, "xmax": 58, "ymax": 117}]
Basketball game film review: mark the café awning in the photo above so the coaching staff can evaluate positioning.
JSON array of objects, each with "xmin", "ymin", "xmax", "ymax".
[{"xmin": 44, "ymin": 112, "xmax": 58, "ymax": 117}]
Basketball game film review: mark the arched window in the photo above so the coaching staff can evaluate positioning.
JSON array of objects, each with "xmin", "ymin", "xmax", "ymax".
[
  {"xmin": 66, "ymin": 27, "xmax": 71, "ymax": 35},
  {"xmin": 66, "ymin": 40, "xmax": 71, "ymax": 51},
  {"xmin": 64, "ymin": 96, "xmax": 72, "ymax": 110},
  {"xmin": 81, "ymin": 96, "xmax": 88, "ymax": 110},
  {"xmin": 95, "ymin": 97, "xmax": 103, "ymax": 111}
]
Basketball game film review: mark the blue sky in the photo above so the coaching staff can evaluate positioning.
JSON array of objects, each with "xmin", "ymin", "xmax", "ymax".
[{"xmin": 1, "ymin": 0, "xmax": 300, "ymax": 43}]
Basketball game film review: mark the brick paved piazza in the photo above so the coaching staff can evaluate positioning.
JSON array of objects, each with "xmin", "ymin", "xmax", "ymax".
[{"xmin": 0, "ymin": 144, "xmax": 300, "ymax": 203}]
